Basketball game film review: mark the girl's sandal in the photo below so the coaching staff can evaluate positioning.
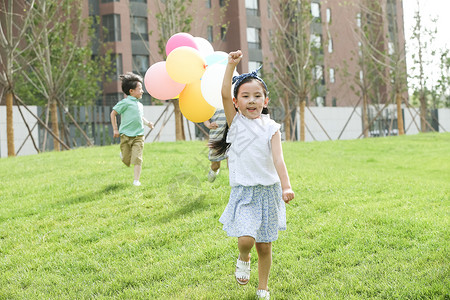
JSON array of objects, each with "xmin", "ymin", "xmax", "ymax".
[
  {"xmin": 235, "ymin": 255, "xmax": 250, "ymax": 285},
  {"xmin": 256, "ymin": 289, "xmax": 270, "ymax": 299}
]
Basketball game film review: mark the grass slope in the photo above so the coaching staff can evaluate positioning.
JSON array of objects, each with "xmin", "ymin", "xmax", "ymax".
[{"xmin": 0, "ymin": 133, "xmax": 449, "ymax": 299}]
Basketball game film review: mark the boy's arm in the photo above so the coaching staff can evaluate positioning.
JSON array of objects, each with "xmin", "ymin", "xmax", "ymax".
[
  {"xmin": 110, "ymin": 110, "xmax": 120, "ymax": 138},
  {"xmin": 142, "ymin": 117, "xmax": 154, "ymax": 129},
  {"xmin": 222, "ymin": 50, "xmax": 242, "ymax": 126},
  {"xmin": 271, "ymin": 130, "xmax": 295, "ymax": 203}
]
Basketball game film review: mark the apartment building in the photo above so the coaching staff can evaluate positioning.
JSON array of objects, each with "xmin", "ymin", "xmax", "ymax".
[
  {"xmin": 2, "ymin": 0, "xmax": 407, "ymax": 107},
  {"xmin": 87, "ymin": 0, "xmax": 406, "ymax": 107}
]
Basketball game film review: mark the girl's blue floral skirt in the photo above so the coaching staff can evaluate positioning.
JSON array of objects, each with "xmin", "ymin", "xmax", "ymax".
[{"xmin": 219, "ymin": 183, "xmax": 286, "ymax": 243}]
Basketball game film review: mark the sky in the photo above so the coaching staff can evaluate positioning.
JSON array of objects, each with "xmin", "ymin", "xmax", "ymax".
[{"xmin": 402, "ymin": 0, "xmax": 450, "ymax": 86}]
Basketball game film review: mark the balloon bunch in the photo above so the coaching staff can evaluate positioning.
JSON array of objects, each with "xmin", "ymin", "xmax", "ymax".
[{"xmin": 144, "ymin": 32, "xmax": 236, "ymax": 123}]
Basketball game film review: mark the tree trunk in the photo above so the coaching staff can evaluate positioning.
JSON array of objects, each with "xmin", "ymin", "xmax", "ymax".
[
  {"xmin": 362, "ymin": 93, "xmax": 369, "ymax": 138},
  {"xmin": 300, "ymin": 99, "xmax": 306, "ymax": 142},
  {"xmin": 6, "ymin": 91, "xmax": 15, "ymax": 157},
  {"xmin": 172, "ymin": 99, "xmax": 185, "ymax": 141},
  {"xmin": 420, "ymin": 93, "xmax": 427, "ymax": 132},
  {"xmin": 50, "ymin": 99, "xmax": 61, "ymax": 151},
  {"xmin": 396, "ymin": 92, "xmax": 404, "ymax": 135},
  {"xmin": 283, "ymin": 92, "xmax": 291, "ymax": 141}
]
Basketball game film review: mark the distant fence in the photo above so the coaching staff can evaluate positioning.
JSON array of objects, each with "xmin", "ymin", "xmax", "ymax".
[
  {"xmin": 38, "ymin": 106, "xmax": 115, "ymax": 151},
  {"xmin": 0, "ymin": 104, "xmax": 198, "ymax": 157},
  {"xmin": 1, "ymin": 104, "xmax": 449, "ymax": 158}
]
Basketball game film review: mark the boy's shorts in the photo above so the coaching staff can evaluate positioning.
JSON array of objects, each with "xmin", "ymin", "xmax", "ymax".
[{"xmin": 120, "ymin": 134, "xmax": 144, "ymax": 166}]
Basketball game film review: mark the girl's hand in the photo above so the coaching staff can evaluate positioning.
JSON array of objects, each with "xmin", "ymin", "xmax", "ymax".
[
  {"xmin": 208, "ymin": 121, "xmax": 218, "ymax": 129},
  {"xmin": 228, "ymin": 50, "xmax": 243, "ymax": 66},
  {"xmin": 282, "ymin": 188, "xmax": 295, "ymax": 204}
]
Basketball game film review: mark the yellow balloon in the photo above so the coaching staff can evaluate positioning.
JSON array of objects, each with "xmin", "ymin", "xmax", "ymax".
[
  {"xmin": 179, "ymin": 80, "xmax": 216, "ymax": 123},
  {"xmin": 166, "ymin": 46, "xmax": 206, "ymax": 84}
]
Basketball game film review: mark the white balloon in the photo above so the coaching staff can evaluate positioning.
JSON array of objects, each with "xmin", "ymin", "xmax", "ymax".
[
  {"xmin": 201, "ymin": 64, "xmax": 238, "ymax": 109},
  {"xmin": 194, "ymin": 37, "xmax": 214, "ymax": 58}
]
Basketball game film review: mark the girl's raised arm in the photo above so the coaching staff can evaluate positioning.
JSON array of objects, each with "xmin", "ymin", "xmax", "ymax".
[{"xmin": 222, "ymin": 50, "xmax": 242, "ymax": 126}]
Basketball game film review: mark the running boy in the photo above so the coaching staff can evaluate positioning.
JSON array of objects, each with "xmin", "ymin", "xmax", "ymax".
[{"xmin": 110, "ymin": 72, "xmax": 154, "ymax": 186}]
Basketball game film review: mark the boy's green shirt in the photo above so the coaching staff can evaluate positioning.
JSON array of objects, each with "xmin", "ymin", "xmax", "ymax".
[{"xmin": 112, "ymin": 96, "xmax": 145, "ymax": 137}]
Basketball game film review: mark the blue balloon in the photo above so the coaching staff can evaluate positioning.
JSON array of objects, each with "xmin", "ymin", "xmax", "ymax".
[{"xmin": 205, "ymin": 51, "xmax": 228, "ymax": 67}]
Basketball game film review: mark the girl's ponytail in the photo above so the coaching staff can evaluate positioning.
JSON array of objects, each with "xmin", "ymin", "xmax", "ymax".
[{"xmin": 209, "ymin": 123, "xmax": 231, "ymax": 157}]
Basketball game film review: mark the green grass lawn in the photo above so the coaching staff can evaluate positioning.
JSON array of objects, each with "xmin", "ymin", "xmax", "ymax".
[{"xmin": 0, "ymin": 133, "xmax": 449, "ymax": 299}]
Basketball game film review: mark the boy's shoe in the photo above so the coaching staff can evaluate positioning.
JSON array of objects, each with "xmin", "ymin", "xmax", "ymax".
[
  {"xmin": 256, "ymin": 289, "xmax": 270, "ymax": 299},
  {"xmin": 207, "ymin": 169, "xmax": 219, "ymax": 182},
  {"xmin": 133, "ymin": 180, "xmax": 141, "ymax": 186}
]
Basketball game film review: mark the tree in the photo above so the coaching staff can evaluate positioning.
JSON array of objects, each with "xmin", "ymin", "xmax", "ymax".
[
  {"xmin": 18, "ymin": 0, "xmax": 111, "ymax": 151},
  {"xmin": 0, "ymin": 0, "xmax": 36, "ymax": 157},
  {"xmin": 268, "ymin": 0, "xmax": 317, "ymax": 141},
  {"xmin": 409, "ymin": 0, "xmax": 438, "ymax": 132},
  {"xmin": 436, "ymin": 50, "xmax": 450, "ymax": 108},
  {"xmin": 150, "ymin": 0, "xmax": 195, "ymax": 141},
  {"xmin": 359, "ymin": 0, "xmax": 409, "ymax": 136},
  {"xmin": 381, "ymin": 0, "xmax": 409, "ymax": 135},
  {"xmin": 342, "ymin": 1, "xmax": 393, "ymax": 138}
]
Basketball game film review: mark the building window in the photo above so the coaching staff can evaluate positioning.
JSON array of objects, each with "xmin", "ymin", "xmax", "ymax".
[
  {"xmin": 311, "ymin": 2, "xmax": 320, "ymax": 18},
  {"xmin": 332, "ymin": 97, "xmax": 337, "ymax": 107},
  {"xmin": 221, "ymin": 27, "xmax": 227, "ymax": 41},
  {"xmin": 245, "ymin": 0, "xmax": 259, "ymax": 16},
  {"xmin": 102, "ymin": 0, "xmax": 119, "ymax": 2},
  {"xmin": 388, "ymin": 42, "xmax": 394, "ymax": 55},
  {"xmin": 326, "ymin": 8, "xmax": 331, "ymax": 23},
  {"xmin": 313, "ymin": 65, "xmax": 324, "ymax": 84},
  {"xmin": 267, "ymin": 0, "xmax": 272, "ymax": 18},
  {"xmin": 206, "ymin": 0, "xmax": 211, "ymax": 8},
  {"xmin": 131, "ymin": 16, "xmax": 148, "ymax": 40},
  {"xmin": 328, "ymin": 38, "xmax": 333, "ymax": 53},
  {"xmin": 356, "ymin": 13, "xmax": 361, "ymax": 27},
  {"xmin": 310, "ymin": 33, "xmax": 321, "ymax": 50},
  {"xmin": 89, "ymin": 0, "xmax": 100, "ymax": 15},
  {"xmin": 103, "ymin": 14, "xmax": 121, "ymax": 42},
  {"xmin": 315, "ymin": 96, "xmax": 325, "ymax": 107},
  {"xmin": 268, "ymin": 29, "xmax": 273, "ymax": 50},
  {"xmin": 207, "ymin": 26, "xmax": 213, "ymax": 42},
  {"xmin": 329, "ymin": 68, "xmax": 335, "ymax": 83},
  {"xmin": 109, "ymin": 53, "xmax": 123, "ymax": 79},
  {"xmin": 247, "ymin": 27, "xmax": 261, "ymax": 49},
  {"xmin": 248, "ymin": 61, "xmax": 261, "ymax": 72},
  {"xmin": 133, "ymin": 55, "xmax": 149, "ymax": 76},
  {"xmin": 219, "ymin": 0, "xmax": 226, "ymax": 7}
]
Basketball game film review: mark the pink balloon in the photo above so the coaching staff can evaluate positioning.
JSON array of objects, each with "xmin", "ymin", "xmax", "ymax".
[
  {"xmin": 165, "ymin": 32, "xmax": 198, "ymax": 56},
  {"xmin": 144, "ymin": 61, "xmax": 186, "ymax": 100}
]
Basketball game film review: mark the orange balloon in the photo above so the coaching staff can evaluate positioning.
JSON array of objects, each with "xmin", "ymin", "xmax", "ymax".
[
  {"xmin": 166, "ymin": 46, "xmax": 206, "ymax": 84},
  {"xmin": 179, "ymin": 80, "xmax": 216, "ymax": 123}
]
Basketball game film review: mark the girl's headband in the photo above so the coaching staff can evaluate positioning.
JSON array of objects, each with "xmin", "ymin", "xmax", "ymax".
[{"xmin": 232, "ymin": 66, "xmax": 268, "ymax": 97}]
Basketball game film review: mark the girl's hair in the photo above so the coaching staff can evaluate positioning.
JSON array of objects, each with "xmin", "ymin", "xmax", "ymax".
[
  {"xmin": 210, "ymin": 76, "xmax": 269, "ymax": 156},
  {"xmin": 120, "ymin": 72, "xmax": 143, "ymax": 95}
]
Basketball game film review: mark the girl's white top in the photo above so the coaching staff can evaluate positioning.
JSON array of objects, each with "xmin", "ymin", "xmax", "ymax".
[{"xmin": 226, "ymin": 113, "xmax": 281, "ymax": 187}]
